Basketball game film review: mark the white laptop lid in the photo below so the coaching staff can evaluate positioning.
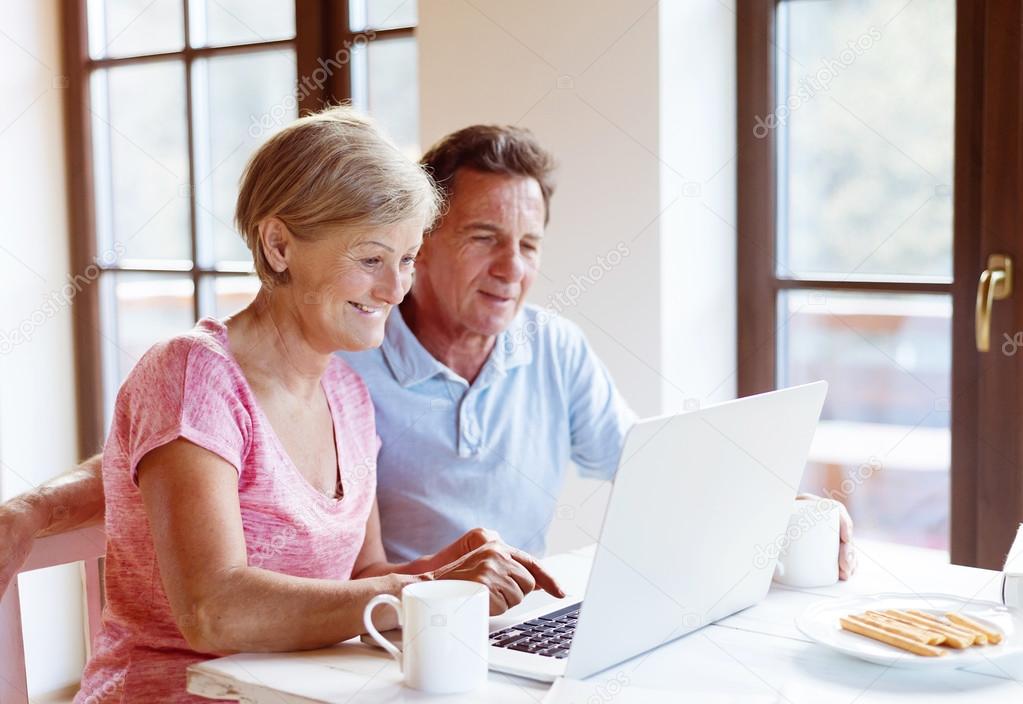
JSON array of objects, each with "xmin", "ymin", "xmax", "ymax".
[{"xmin": 564, "ymin": 381, "xmax": 827, "ymax": 680}]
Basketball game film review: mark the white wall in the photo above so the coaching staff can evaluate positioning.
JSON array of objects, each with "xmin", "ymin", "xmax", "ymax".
[
  {"xmin": 659, "ymin": 0, "xmax": 738, "ymax": 411},
  {"xmin": 419, "ymin": 0, "xmax": 737, "ymax": 554},
  {"xmin": 0, "ymin": 0, "xmax": 85, "ymax": 695},
  {"xmin": 419, "ymin": 0, "xmax": 663, "ymax": 415}
]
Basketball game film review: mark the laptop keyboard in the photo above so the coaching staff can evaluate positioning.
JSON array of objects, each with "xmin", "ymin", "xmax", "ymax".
[{"xmin": 488, "ymin": 602, "xmax": 582, "ymax": 659}]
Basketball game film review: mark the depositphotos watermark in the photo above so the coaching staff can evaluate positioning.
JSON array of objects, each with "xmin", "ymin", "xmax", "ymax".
[
  {"xmin": 584, "ymin": 671, "xmax": 631, "ymax": 704},
  {"xmin": 249, "ymin": 525, "xmax": 298, "ymax": 569},
  {"xmin": 251, "ymin": 453, "xmax": 377, "ymax": 566},
  {"xmin": 753, "ymin": 26, "xmax": 882, "ymax": 138},
  {"xmin": 0, "ymin": 242, "xmax": 125, "ymax": 355},
  {"xmin": 547, "ymin": 242, "xmax": 631, "ymax": 314},
  {"xmin": 1002, "ymin": 331, "xmax": 1023, "ymax": 356},
  {"xmin": 507, "ymin": 242, "xmax": 631, "ymax": 350},
  {"xmin": 751, "ymin": 458, "xmax": 881, "ymax": 569},
  {"xmin": 752, "ymin": 497, "xmax": 836, "ymax": 570},
  {"xmin": 821, "ymin": 456, "xmax": 882, "ymax": 503},
  {"xmin": 81, "ymin": 669, "xmax": 125, "ymax": 704},
  {"xmin": 248, "ymin": 30, "xmax": 377, "ymax": 138}
]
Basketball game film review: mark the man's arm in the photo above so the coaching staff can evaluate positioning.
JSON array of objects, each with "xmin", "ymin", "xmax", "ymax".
[
  {"xmin": 559, "ymin": 318, "xmax": 637, "ymax": 479},
  {"xmin": 0, "ymin": 453, "xmax": 105, "ymax": 597}
]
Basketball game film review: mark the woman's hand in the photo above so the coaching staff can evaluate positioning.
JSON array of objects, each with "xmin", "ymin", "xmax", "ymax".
[
  {"xmin": 427, "ymin": 533, "xmax": 566, "ymax": 615},
  {"xmin": 430, "ymin": 527, "xmax": 501, "ymax": 565}
]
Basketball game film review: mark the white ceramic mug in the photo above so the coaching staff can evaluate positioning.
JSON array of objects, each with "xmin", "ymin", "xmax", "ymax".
[
  {"xmin": 363, "ymin": 580, "xmax": 489, "ymax": 694},
  {"xmin": 773, "ymin": 498, "xmax": 841, "ymax": 588}
]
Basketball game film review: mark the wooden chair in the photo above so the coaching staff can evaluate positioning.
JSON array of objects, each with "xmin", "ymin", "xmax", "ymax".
[{"xmin": 0, "ymin": 525, "xmax": 105, "ymax": 704}]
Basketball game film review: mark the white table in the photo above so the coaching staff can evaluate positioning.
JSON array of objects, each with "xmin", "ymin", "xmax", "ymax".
[{"xmin": 187, "ymin": 540, "xmax": 1023, "ymax": 702}]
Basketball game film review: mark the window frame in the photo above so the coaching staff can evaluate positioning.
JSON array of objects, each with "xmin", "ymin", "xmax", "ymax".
[
  {"xmin": 736, "ymin": 1, "xmax": 954, "ymax": 399},
  {"xmin": 736, "ymin": 0, "xmax": 1021, "ymax": 568},
  {"xmin": 61, "ymin": 0, "xmax": 416, "ymax": 457}
]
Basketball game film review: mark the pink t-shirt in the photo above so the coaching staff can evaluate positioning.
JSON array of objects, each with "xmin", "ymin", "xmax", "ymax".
[{"xmin": 75, "ymin": 318, "xmax": 379, "ymax": 703}]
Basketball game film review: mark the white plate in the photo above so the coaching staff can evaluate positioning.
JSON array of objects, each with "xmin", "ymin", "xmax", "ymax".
[{"xmin": 795, "ymin": 592, "xmax": 1023, "ymax": 669}]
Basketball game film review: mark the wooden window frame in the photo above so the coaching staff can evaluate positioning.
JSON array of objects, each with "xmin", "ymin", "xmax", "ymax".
[
  {"xmin": 736, "ymin": 1, "xmax": 955, "ymax": 396},
  {"xmin": 61, "ymin": 0, "xmax": 415, "ymax": 458},
  {"xmin": 737, "ymin": 0, "xmax": 1019, "ymax": 567}
]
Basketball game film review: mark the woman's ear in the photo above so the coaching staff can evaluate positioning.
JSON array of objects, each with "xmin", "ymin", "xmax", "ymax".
[{"xmin": 259, "ymin": 218, "xmax": 292, "ymax": 275}]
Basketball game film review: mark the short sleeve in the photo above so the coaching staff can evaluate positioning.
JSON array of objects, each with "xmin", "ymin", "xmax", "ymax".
[
  {"xmin": 558, "ymin": 320, "xmax": 638, "ymax": 479},
  {"xmin": 115, "ymin": 337, "xmax": 252, "ymax": 485}
]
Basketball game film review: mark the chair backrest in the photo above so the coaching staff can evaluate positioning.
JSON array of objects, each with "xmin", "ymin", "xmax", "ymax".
[{"xmin": 0, "ymin": 525, "xmax": 105, "ymax": 704}]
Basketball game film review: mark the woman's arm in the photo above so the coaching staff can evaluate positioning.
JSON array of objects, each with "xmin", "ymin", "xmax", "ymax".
[
  {"xmin": 0, "ymin": 454, "xmax": 105, "ymax": 597},
  {"xmin": 139, "ymin": 439, "xmax": 563, "ymax": 654}
]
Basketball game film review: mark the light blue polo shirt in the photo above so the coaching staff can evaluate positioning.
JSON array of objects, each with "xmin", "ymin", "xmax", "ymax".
[{"xmin": 339, "ymin": 304, "xmax": 636, "ymax": 562}]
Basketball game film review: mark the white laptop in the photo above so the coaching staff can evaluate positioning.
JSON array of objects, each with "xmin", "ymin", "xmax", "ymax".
[{"xmin": 486, "ymin": 381, "xmax": 828, "ymax": 682}]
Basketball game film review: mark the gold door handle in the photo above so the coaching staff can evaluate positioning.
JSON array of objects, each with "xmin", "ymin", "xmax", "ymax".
[{"xmin": 976, "ymin": 253, "xmax": 1013, "ymax": 352}]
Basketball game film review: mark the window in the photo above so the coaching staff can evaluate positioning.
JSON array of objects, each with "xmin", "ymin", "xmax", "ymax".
[
  {"xmin": 63, "ymin": 0, "xmax": 418, "ymax": 452},
  {"xmin": 775, "ymin": 0, "xmax": 955, "ymax": 550},
  {"xmin": 738, "ymin": 0, "xmax": 956, "ymax": 550},
  {"xmin": 744, "ymin": 0, "xmax": 1023, "ymax": 573},
  {"xmin": 349, "ymin": 0, "xmax": 419, "ymax": 157}
]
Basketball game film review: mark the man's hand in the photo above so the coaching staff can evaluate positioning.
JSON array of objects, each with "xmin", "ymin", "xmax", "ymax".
[
  {"xmin": 798, "ymin": 493, "xmax": 857, "ymax": 580},
  {"xmin": 836, "ymin": 500, "xmax": 856, "ymax": 580},
  {"xmin": 427, "ymin": 531, "xmax": 566, "ymax": 615},
  {"xmin": 0, "ymin": 499, "xmax": 45, "ymax": 599}
]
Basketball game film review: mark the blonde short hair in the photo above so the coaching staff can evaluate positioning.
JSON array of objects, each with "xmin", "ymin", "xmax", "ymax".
[{"xmin": 235, "ymin": 106, "xmax": 440, "ymax": 287}]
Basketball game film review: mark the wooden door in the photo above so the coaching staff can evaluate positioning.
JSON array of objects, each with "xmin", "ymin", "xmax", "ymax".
[{"xmin": 951, "ymin": 0, "xmax": 1023, "ymax": 568}]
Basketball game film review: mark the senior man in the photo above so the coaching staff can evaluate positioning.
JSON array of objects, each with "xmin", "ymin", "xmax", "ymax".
[{"xmin": 0, "ymin": 125, "xmax": 856, "ymax": 595}]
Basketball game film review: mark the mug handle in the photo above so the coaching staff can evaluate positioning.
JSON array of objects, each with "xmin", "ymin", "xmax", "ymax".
[{"xmin": 364, "ymin": 594, "xmax": 404, "ymax": 670}]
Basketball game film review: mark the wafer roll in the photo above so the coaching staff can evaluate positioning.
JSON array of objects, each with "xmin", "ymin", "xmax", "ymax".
[
  {"xmin": 906, "ymin": 610, "xmax": 987, "ymax": 645},
  {"xmin": 883, "ymin": 610, "xmax": 974, "ymax": 648},
  {"xmin": 839, "ymin": 617, "xmax": 946, "ymax": 657},
  {"xmin": 945, "ymin": 612, "xmax": 1003, "ymax": 645},
  {"xmin": 859, "ymin": 612, "xmax": 944, "ymax": 646}
]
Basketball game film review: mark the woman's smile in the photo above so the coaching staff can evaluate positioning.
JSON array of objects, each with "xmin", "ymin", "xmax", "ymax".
[{"xmin": 349, "ymin": 301, "xmax": 386, "ymax": 316}]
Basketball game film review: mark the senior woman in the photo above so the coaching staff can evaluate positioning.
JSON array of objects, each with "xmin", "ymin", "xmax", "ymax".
[{"xmin": 74, "ymin": 107, "xmax": 563, "ymax": 703}]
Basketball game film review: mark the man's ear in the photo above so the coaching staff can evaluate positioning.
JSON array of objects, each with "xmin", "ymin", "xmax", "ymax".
[{"xmin": 259, "ymin": 217, "xmax": 293, "ymax": 275}]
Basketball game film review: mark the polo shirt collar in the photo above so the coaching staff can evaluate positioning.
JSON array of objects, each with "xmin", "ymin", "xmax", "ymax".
[
  {"xmin": 491, "ymin": 311, "xmax": 535, "ymax": 374},
  {"xmin": 381, "ymin": 304, "xmax": 534, "ymax": 388}
]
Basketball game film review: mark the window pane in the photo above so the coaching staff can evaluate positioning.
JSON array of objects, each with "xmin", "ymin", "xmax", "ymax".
[
  {"xmin": 360, "ymin": 37, "xmax": 419, "ymax": 157},
  {"xmin": 775, "ymin": 0, "xmax": 955, "ymax": 278},
  {"xmin": 91, "ymin": 62, "xmax": 191, "ymax": 263},
  {"xmin": 350, "ymin": 0, "xmax": 417, "ymax": 31},
  {"xmin": 207, "ymin": 275, "xmax": 260, "ymax": 318},
  {"xmin": 101, "ymin": 273, "xmax": 195, "ymax": 419},
  {"xmin": 779, "ymin": 289, "xmax": 951, "ymax": 549},
  {"xmin": 87, "ymin": 0, "xmax": 184, "ymax": 59},
  {"xmin": 192, "ymin": 49, "xmax": 297, "ymax": 266},
  {"xmin": 189, "ymin": 0, "xmax": 296, "ymax": 47}
]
